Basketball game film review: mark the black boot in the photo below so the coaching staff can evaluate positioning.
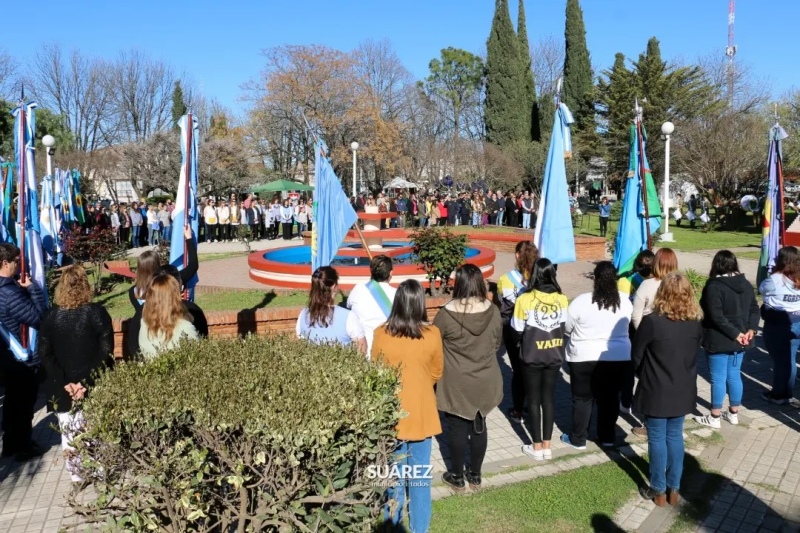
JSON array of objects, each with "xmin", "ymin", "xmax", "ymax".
[
  {"xmin": 442, "ymin": 472, "xmax": 465, "ymax": 492},
  {"xmin": 465, "ymin": 471, "xmax": 482, "ymax": 490}
]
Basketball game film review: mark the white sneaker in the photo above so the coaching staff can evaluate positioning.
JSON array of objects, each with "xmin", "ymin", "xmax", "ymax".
[
  {"xmin": 721, "ymin": 411, "xmax": 739, "ymax": 425},
  {"xmin": 522, "ymin": 445, "xmax": 544, "ymax": 461},
  {"xmin": 542, "ymin": 448, "xmax": 552, "ymax": 460},
  {"xmin": 694, "ymin": 415, "xmax": 721, "ymax": 429}
]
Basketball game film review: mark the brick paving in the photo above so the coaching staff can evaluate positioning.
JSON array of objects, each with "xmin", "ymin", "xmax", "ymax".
[{"xmin": 0, "ymin": 248, "xmax": 796, "ymax": 532}]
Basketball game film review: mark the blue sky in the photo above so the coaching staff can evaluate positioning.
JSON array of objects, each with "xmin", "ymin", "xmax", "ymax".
[{"xmin": 3, "ymin": 0, "xmax": 796, "ymax": 117}]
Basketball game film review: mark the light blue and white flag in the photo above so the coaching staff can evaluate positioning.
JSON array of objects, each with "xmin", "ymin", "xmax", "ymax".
[
  {"xmin": 170, "ymin": 113, "xmax": 200, "ymax": 298},
  {"xmin": 533, "ymin": 103, "xmax": 577, "ymax": 264},
  {"xmin": 8, "ymin": 100, "xmax": 47, "ymax": 363},
  {"xmin": 40, "ymin": 174, "xmax": 60, "ymax": 265},
  {"xmin": 311, "ymin": 141, "xmax": 357, "ymax": 270}
]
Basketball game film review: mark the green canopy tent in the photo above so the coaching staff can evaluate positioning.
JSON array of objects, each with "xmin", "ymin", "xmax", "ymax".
[{"xmin": 250, "ymin": 179, "xmax": 314, "ymax": 194}]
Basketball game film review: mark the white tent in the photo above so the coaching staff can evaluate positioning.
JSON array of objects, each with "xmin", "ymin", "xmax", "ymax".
[{"xmin": 383, "ymin": 177, "xmax": 420, "ymax": 190}]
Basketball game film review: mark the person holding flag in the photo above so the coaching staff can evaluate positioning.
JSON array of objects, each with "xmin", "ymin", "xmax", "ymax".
[
  {"xmin": 0, "ymin": 243, "xmax": 47, "ymax": 461},
  {"xmin": 346, "ymin": 255, "xmax": 397, "ymax": 358}
]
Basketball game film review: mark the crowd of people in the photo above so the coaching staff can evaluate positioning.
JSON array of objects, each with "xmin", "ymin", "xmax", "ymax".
[
  {"xmin": 77, "ymin": 192, "xmax": 314, "ymax": 249},
  {"xmin": 2, "ymin": 230, "xmax": 800, "ymax": 531},
  {"xmin": 352, "ymin": 189, "xmax": 538, "ymax": 229}
]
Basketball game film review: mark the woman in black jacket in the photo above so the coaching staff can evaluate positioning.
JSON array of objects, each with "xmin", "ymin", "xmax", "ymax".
[
  {"xmin": 38, "ymin": 265, "xmax": 114, "ymax": 482},
  {"xmin": 632, "ymin": 273, "xmax": 703, "ymax": 507},
  {"xmin": 695, "ymin": 251, "xmax": 758, "ymax": 429}
]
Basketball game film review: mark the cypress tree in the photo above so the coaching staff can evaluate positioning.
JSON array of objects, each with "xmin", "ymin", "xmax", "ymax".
[
  {"xmin": 171, "ymin": 81, "xmax": 187, "ymax": 130},
  {"xmin": 517, "ymin": 0, "xmax": 540, "ymax": 142},
  {"xmin": 485, "ymin": 0, "xmax": 526, "ymax": 147},
  {"xmin": 597, "ymin": 53, "xmax": 636, "ymax": 179},
  {"xmin": 563, "ymin": 0, "xmax": 594, "ymax": 130}
]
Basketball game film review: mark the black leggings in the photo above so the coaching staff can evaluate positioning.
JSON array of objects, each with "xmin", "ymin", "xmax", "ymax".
[
  {"xmin": 282, "ymin": 222, "xmax": 293, "ymax": 240},
  {"xmin": 522, "ymin": 364, "xmax": 560, "ymax": 443},
  {"xmin": 568, "ymin": 361, "xmax": 627, "ymax": 446},
  {"xmin": 599, "ymin": 216, "xmax": 609, "ymax": 236},
  {"xmin": 444, "ymin": 412, "xmax": 488, "ymax": 476},
  {"xmin": 503, "ymin": 326, "xmax": 525, "ymax": 413}
]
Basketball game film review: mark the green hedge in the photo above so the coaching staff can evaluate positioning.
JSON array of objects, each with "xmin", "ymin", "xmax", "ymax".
[{"xmin": 70, "ymin": 336, "xmax": 400, "ymax": 532}]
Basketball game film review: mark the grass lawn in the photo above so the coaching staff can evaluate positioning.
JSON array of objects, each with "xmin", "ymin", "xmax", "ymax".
[
  {"xmin": 429, "ymin": 461, "xmax": 637, "ymax": 533},
  {"xmin": 575, "ymin": 216, "xmax": 761, "ymax": 252},
  {"xmin": 95, "ymin": 281, "xmax": 310, "ymax": 320}
]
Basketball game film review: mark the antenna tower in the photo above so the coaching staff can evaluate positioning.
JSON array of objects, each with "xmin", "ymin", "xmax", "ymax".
[{"xmin": 725, "ymin": 0, "xmax": 737, "ymax": 105}]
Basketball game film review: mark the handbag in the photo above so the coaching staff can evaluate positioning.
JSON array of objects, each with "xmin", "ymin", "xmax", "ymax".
[{"xmin": 700, "ymin": 213, "xmax": 710, "ymax": 224}]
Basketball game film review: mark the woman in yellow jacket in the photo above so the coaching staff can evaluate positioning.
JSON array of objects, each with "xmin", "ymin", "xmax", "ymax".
[{"xmin": 372, "ymin": 280, "xmax": 443, "ymax": 533}]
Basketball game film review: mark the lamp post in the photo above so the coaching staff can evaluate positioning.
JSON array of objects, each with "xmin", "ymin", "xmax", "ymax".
[
  {"xmin": 350, "ymin": 141, "xmax": 359, "ymax": 197},
  {"xmin": 660, "ymin": 121, "xmax": 675, "ymax": 242},
  {"xmin": 42, "ymin": 134, "xmax": 56, "ymax": 177}
]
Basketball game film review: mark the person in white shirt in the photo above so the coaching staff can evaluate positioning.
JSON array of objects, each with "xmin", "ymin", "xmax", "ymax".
[
  {"xmin": 563, "ymin": 261, "xmax": 633, "ymax": 450},
  {"xmin": 217, "ymin": 201, "xmax": 231, "ymax": 242},
  {"xmin": 347, "ymin": 256, "xmax": 397, "ymax": 358},
  {"xmin": 280, "ymin": 199, "xmax": 294, "ymax": 240},
  {"xmin": 295, "ymin": 198, "xmax": 310, "ymax": 238},
  {"xmin": 146, "ymin": 205, "xmax": 159, "ymax": 246},
  {"xmin": 203, "ymin": 200, "xmax": 218, "ymax": 243},
  {"xmin": 110, "ymin": 205, "xmax": 121, "ymax": 243}
]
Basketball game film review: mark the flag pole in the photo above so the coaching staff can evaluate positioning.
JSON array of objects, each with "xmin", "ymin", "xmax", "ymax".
[
  {"xmin": 183, "ymin": 112, "xmax": 193, "ymax": 269},
  {"xmin": 353, "ymin": 224, "xmax": 374, "ymax": 261},
  {"xmin": 776, "ymin": 128, "xmax": 787, "ymax": 250},
  {"xmin": 17, "ymin": 93, "xmax": 28, "ymax": 348},
  {"xmin": 635, "ymin": 101, "xmax": 652, "ymax": 250}
]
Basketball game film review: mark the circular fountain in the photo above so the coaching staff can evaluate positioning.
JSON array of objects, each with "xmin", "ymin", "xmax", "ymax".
[{"xmin": 248, "ymin": 210, "xmax": 496, "ymax": 290}]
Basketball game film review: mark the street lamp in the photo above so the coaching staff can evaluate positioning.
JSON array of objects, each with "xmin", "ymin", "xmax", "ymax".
[
  {"xmin": 350, "ymin": 141, "xmax": 359, "ymax": 197},
  {"xmin": 661, "ymin": 121, "xmax": 675, "ymax": 242},
  {"xmin": 42, "ymin": 134, "xmax": 56, "ymax": 177}
]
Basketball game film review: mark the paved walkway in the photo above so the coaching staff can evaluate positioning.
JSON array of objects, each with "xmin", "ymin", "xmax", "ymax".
[{"xmin": 0, "ymin": 248, "xmax": 795, "ymax": 532}]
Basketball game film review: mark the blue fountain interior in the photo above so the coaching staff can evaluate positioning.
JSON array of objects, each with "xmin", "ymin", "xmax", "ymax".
[{"xmin": 263, "ymin": 243, "xmax": 480, "ymax": 267}]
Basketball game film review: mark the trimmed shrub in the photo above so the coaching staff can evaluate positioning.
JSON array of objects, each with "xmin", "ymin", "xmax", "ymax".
[
  {"xmin": 69, "ymin": 336, "xmax": 400, "ymax": 532},
  {"xmin": 411, "ymin": 226, "xmax": 468, "ymax": 293}
]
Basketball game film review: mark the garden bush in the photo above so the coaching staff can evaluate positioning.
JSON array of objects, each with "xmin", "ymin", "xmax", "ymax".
[
  {"xmin": 69, "ymin": 335, "xmax": 401, "ymax": 532},
  {"xmin": 411, "ymin": 226, "xmax": 468, "ymax": 293}
]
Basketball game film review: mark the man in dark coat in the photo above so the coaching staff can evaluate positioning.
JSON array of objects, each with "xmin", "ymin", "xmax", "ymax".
[
  {"xmin": 446, "ymin": 195, "xmax": 459, "ymax": 226},
  {"xmin": 0, "ymin": 243, "xmax": 48, "ymax": 461},
  {"xmin": 459, "ymin": 193, "xmax": 470, "ymax": 226},
  {"xmin": 505, "ymin": 194, "xmax": 518, "ymax": 227}
]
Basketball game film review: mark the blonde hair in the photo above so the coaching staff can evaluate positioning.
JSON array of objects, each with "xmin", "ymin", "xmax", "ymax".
[
  {"xmin": 142, "ymin": 274, "xmax": 190, "ymax": 340},
  {"xmin": 652, "ymin": 248, "xmax": 678, "ymax": 280},
  {"xmin": 54, "ymin": 265, "xmax": 93, "ymax": 309},
  {"xmin": 652, "ymin": 272, "xmax": 702, "ymax": 321}
]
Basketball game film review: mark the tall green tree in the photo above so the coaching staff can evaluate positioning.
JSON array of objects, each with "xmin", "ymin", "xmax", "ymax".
[
  {"xmin": 597, "ymin": 53, "xmax": 636, "ymax": 179},
  {"xmin": 424, "ymin": 47, "xmax": 484, "ymax": 176},
  {"xmin": 485, "ymin": 0, "xmax": 526, "ymax": 147},
  {"xmin": 517, "ymin": 0, "xmax": 540, "ymax": 142},
  {"xmin": 171, "ymin": 81, "xmax": 187, "ymax": 130},
  {"xmin": 563, "ymin": 0, "xmax": 594, "ymax": 130}
]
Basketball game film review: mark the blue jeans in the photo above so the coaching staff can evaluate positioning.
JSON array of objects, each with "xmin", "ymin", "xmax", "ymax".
[
  {"xmin": 131, "ymin": 225, "xmax": 140, "ymax": 247},
  {"xmin": 148, "ymin": 227, "xmax": 158, "ymax": 246},
  {"xmin": 162, "ymin": 225, "xmax": 171, "ymax": 242},
  {"xmin": 496, "ymin": 211, "xmax": 504, "ymax": 226},
  {"xmin": 706, "ymin": 352, "xmax": 744, "ymax": 410},
  {"xmin": 472, "ymin": 212, "xmax": 481, "ymax": 226},
  {"xmin": 646, "ymin": 416, "xmax": 684, "ymax": 493},
  {"xmin": 763, "ymin": 320, "xmax": 800, "ymax": 399},
  {"xmin": 522, "ymin": 212, "xmax": 531, "ymax": 229},
  {"xmin": 385, "ymin": 438, "xmax": 432, "ymax": 533}
]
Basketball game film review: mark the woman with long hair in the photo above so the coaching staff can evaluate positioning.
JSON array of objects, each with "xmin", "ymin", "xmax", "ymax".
[
  {"xmin": 38, "ymin": 265, "xmax": 114, "ymax": 480},
  {"xmin": 632, "ymin": 248, "xmax": 679, "ymax": 329},
  {"xmin": 512, "ymin": 258, "xmax": 569, "ymax": 458},
  {"xmin": 139, "ymin": 274, "xmax": 199, "ymax": 359},
  {"xmin": 759, "ymin": 246, "xmax": 800, "ymax": 405},
  {"xmin": 296, "ymin": 266, "xmax": 366, "ymax": 353},
  {"xmin": 633, "ymin": 273, "xmax": 703, "ymax": 506},
  {"xmin": 128, "ymin": 225, "xmax": 197, "ymax": 312},
  {"xmin": 561, "ymin": 261, "xmax": 633, "ymax": 450},
  {"xmin": 371, "ymin": 280, "xmax": 443, "ymax": 533},
  {"xmin": 434, "ymin": 265, "xmax": 502, "ymax": 490},
  {"xmin": 496, "ymin": 241, "xmax": 539, "ymax": 423},
  {"xmin": 695, "ymin": 251, "xmax": 759, "ymax": 428}
]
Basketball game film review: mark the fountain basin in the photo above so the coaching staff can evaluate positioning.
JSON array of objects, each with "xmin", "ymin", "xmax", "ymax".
[{"xmin": 248, "ymin": 245, "xmax": 496, "ymax": 290}]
